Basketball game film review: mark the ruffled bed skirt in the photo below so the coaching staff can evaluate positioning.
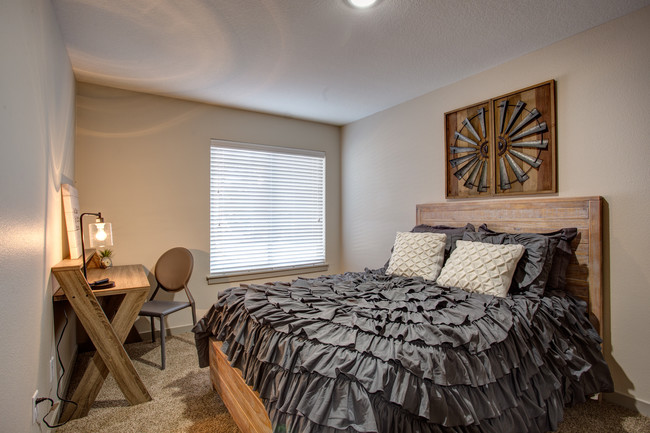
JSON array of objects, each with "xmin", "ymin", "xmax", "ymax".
[{"xmin": 193, "ymin": 269, "xmax": 613, "ymax": 433}]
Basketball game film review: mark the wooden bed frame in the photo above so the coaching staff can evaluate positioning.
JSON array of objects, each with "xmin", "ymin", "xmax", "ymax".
[{"xmin": 208, "ymin": 196, "xmax": 604, "ymax": 433}]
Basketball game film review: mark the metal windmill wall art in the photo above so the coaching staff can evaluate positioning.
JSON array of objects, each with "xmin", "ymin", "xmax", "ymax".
[
  {"xmin": 445, "ymin": 80, "xmax": 556, "ymax": 198},
  {"xmin": 495, "ymin": 100, "xmax": 548, "ymax": 191},
  {"xmin": 449, "ymin": 104, "xmax": 491, "ymax": 193}
]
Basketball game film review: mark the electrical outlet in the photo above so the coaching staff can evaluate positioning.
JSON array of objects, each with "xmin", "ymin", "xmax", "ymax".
[{"xmin": 32, "ymin": 390, "xmax": 38, "ymax": 424}]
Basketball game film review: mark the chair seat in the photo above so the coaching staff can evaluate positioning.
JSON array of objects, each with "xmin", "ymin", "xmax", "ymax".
[{"xmin": 139, "ymin": 300, "xmax": 191, "ymax": 317}]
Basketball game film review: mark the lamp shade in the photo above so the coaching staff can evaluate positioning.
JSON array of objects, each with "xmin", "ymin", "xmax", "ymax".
[{"xmin": 89, "ymin": 220, "xmax": 113, "ymax": 248}]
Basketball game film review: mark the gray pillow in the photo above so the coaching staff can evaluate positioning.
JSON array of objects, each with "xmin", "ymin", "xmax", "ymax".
[
  {"xmin": 473, "ymin": 225, "xmax": 578, "ymax": 294},
  {"xmin": 411, "ymin": 223, "xmax": 475, "ymax": 260},
  {"xmin": 538, "ymin": 227, "xmax": 578, "ymax": 291},
  {"xmin": 465, "ymin": 227, "xmax": 556, "ymax": 295}
]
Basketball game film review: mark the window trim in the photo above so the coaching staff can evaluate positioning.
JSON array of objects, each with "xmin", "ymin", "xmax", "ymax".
[{"xmin": 207, "ymin": 263, "xmax": 329, "ymax": 285}]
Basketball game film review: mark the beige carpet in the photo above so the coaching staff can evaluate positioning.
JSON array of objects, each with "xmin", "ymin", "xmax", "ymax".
[
  {"xmin": 54, "ymin": 333, "xmax": 649, "ymax": 433},
  {"xmin": 55, "ymin": 333, "xmax": 238, "ymax": 433}
]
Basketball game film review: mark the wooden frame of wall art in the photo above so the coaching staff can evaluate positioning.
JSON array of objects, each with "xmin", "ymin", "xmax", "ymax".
[{"xmin": 445, "ymin": 80, "xmax": 556, "ymax": 199}]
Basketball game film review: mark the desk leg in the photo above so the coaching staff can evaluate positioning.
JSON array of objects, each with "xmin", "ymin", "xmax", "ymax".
[{"xmin": 59, "ymin": 285, "xmax": 152, "ymax": 420}]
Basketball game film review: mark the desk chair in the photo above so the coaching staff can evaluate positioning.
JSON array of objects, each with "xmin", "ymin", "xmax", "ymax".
[{"xmin": 139, "ymin": 247, "xmax": 196, "ymax": 369}]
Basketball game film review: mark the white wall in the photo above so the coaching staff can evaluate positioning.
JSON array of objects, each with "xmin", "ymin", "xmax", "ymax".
[
  {"xmin": 0, "ymin": 0, "xmax": 76, "ymax": 431},
  {"xmin": 342, "ymin": 6, "xmax": 650, "ymax": 414},
  {"xmin": 75, "ymin": 83, "xmax": 341, "ymax": 333}
]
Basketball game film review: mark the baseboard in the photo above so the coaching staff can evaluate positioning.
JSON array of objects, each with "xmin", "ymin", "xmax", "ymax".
[
  {"xmin": 138, "ymin": 323, "xmax": 196, "ymax": 341},
  {"xmin": 604, "ymin": 392, "xmax": 650, "ymax": 417}
]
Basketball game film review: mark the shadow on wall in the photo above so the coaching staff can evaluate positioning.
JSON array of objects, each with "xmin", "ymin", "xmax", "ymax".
[{"xmin": 601, "ymin": 199, "xmax": 634, "ymax": 402}]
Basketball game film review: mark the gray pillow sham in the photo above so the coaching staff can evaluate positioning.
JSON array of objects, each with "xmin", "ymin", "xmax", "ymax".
[
  {"xmin": 411, "ymin": 223, "xmax": 476, "ymax": 260},
  {"xmin": 537, "ymin": 227, "xmax": 578, "ymax": 291},
  {"xmin": 464, "ymin": 229, "xmax": 555, "ymax": 295},
  {"xmin": 470, "ymin": 225, "xmax": 578, "ymax": 294},
  {"xmin": 383, "ymin": 223, "xmax": 475, "ymax": 270}
]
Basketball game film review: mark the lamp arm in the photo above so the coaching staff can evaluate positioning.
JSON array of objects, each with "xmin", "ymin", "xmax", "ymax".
[{"xmin": 80, "ymin": 212, "xmax": 102, "ymax": 279}]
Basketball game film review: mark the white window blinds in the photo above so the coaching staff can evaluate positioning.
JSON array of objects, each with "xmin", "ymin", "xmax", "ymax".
[{"xmin": 209, "ymin": 140, "xmax": 326, "ymax": 276}]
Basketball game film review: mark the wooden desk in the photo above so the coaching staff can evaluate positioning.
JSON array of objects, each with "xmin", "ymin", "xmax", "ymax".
[{"xmin": 52, "ymin": 258, "xmax": 152, "ymax": 420}]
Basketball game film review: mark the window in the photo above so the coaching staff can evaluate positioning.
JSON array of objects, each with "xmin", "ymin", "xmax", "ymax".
[{"xmin": 208, "ymin": 140, "xmax": 326, "ymax": 282}]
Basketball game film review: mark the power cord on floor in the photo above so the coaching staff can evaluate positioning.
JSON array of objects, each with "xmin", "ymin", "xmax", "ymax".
[{"xmin": 35, "ymin": 308, "xmax": 78, "ymax": 428}]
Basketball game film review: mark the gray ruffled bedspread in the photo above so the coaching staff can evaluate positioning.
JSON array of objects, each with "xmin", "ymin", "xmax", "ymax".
[{"xmin": 193, "ymin": 269, "xmax": 613, "ymax": 433}]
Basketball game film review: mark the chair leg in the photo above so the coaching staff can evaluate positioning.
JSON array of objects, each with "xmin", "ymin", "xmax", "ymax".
[
  {"xmin": 150, "ymin": 317, "xmax": 155, "ymax": 343},
  {"xmin": 159, "ymin": 316, "xmax": 166, "ymax": 370}
]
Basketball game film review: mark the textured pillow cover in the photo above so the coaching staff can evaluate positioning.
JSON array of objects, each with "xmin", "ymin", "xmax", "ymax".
[
  {"xmin": 383, "ymin": 223, "xmax": 475, "ymax": 270},
  {"xmin": 476, "ymin": 225, "xmax": 578, "ymax": 293},
  {"xmin": 386, "ymin": 232, "xmax": 447, "ymax": 280},
  {"xmin": 436, "ymin": 240, "xmax": 525, "ymax": 297},
  {"xmin": 411, "ymin": 223, "xmax": 475, "ymax": 259}
]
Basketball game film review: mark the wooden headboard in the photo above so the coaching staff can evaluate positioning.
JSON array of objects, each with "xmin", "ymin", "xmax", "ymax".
[{"xmin": 416, "ymin": 196, "xmax": 603, "ymax": 335}]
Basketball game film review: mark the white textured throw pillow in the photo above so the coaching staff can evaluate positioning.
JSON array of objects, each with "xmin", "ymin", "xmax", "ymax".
[
  {"xmin": 436, "ymin": 240, "xmax": 525, "ymax": 297},
  {"xmin": 386, "ymin": 232, "xmax": 447, "ymax": 280}
]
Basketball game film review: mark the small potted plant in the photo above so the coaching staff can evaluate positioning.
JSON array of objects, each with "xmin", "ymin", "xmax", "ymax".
[{"xmin": 99, "ymin": 249, "xmax": 113, "ymax": 268}]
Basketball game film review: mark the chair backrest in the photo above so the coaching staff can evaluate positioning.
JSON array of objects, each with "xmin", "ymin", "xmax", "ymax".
[{"xmin": 154, "ymin": 247, "xmax": 193, "ymax": 292}]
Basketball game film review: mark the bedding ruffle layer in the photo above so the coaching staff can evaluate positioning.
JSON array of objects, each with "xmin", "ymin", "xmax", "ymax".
[{"xmin": 193, "ymin": 269, "xmax": 613, "ymax": 433}]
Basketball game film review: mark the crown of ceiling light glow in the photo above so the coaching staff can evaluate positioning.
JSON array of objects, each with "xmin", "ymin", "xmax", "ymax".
[{"xmin": 346, "ymin": 0, "xmax": 379, "ymax": 8}]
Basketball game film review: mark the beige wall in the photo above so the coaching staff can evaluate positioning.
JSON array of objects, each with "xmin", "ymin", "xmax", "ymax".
[
  {"xmin": 75, "ymin": 83, "xmax": 341, "ymax": 332},
  {"xmin": 341, "ymin": 6, "xmax": 650, "ymax": 413},
  {"xmin": 0, "ymin": 0, "xmax": 76, "ymax": 430}
]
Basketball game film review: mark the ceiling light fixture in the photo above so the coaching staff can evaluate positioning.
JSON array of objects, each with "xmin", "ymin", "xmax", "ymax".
[{"xmin": 346, "ymin": 0, "xmax": 379, "ymax": 8}]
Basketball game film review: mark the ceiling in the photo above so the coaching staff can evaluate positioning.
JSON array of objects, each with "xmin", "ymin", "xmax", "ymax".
[{"xmin": 52, "ymin": 0, "xmax": 650, "ymax": 125}]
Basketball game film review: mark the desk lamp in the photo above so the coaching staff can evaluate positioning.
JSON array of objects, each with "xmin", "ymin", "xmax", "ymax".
[{"xmin": 80, "ymin": 212, "xmax": 113, "ymax": 286}]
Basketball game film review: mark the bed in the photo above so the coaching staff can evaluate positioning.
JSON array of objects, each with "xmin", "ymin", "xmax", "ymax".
[{"xmin": 193, "ymin": 196, "xmax": 613, "ymax": 433}]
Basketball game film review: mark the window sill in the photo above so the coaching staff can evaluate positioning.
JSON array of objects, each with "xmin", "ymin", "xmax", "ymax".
[{"xmin": 207, "ymin": 263, "xmax": 329, "ymax": 285}]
